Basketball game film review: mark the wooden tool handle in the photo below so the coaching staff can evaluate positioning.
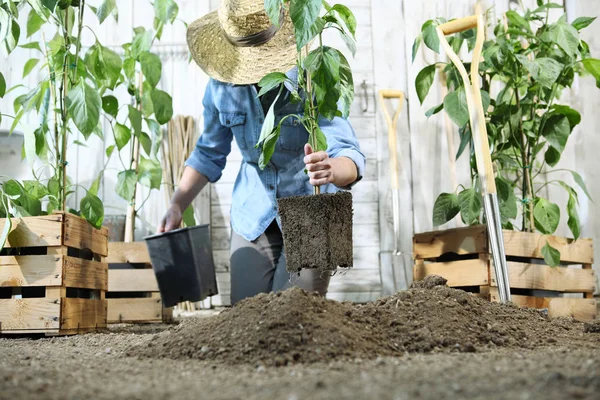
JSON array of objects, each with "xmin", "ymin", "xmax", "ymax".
[
  {"xmin": 379, "ymin": 90, "xmax": 405, "ymax": 99},
  {"xmin": 438, "ymin": 16, "xmax": 478, "ymax": 35},
  {"xmin": 378, "ymin": 90, "xmax": 405, "ymax": 191}
]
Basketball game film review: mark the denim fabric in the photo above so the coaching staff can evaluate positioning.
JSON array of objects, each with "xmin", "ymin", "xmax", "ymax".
[{"xmin": 185, "ymin": 70, "xmax": 365, "ymax": 241}]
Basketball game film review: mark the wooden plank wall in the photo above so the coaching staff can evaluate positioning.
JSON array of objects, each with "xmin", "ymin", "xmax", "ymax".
[{"xmin": 1, "ymin": 0, "xmax": 599, "ymax": 306}]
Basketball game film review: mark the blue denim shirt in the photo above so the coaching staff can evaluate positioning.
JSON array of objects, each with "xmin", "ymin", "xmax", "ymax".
[{"xmin": 185, "ymin": 72, "xmax": 365, "ymax": 242}]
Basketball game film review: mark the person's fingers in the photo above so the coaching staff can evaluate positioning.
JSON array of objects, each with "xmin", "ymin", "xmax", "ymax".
[
  {"xmin": 309, "ymin": 170, "xmax": 331, "ymax": 180},
  {"xmin": 157, "ymin": 217, "xmax": 166, "ymax": 233},
  {"xmin": 303, "ymin": 151, "xmax": 328, "ymax": 164},
  {"xmin": 304, "ymin": 143, "xmax": 313, "ymax": 156},
  {"xmin": 310, "ymin": 176, "xmax": 329, "ymax": 186},
  {"xmin": 306, "ymin": 161, "xmax": 331, "ymax": 172}
]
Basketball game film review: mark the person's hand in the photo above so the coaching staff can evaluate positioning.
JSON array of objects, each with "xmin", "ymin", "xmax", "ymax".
[
  {"xmin": 158, "ymin": 205, "xmax": 183, "ymax": 233},
  {"xmin": 304, "ymin": 143, "xmax": 334, "ymax": 187}
]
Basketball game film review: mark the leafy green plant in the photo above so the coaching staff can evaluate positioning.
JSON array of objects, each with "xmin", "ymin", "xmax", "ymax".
[
  {"xmin": 0, "ymin": 0, "xmax": 178, "ymax": 247},
  {"xmin": 414, "ymin": 1, "xmax": 598, "ymax": 266},
  {"xmin": 257, "ymin": 0, "xmax": 357, "ymax": 180}
]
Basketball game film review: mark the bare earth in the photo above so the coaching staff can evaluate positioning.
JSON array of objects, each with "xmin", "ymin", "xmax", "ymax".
[{"xmin": 1, "ymin": 278, "xmax": 599, "ymax": 400}]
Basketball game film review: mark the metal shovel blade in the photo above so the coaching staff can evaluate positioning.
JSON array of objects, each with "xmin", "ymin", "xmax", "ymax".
[{"xmin": 483, "ymin": 193, "xmax": 511, "ymax": 303}]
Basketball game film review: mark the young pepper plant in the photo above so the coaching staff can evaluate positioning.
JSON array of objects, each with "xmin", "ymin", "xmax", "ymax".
[
  {"xmin": 413, "ymin": 0, "xmax": 598, "ymax": 266},
  {"xmin": 257, "ymin": 0, "xmax": 357, "ymax": 178}
]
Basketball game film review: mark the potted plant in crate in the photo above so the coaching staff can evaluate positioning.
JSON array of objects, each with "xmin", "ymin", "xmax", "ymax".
[
  {"xmin": 257, "ymin": 0, "xmax": 358, "ymax": 273},
  {"xmin": 0, "ymin": 0, "xmax": 110, "ymax": 334},
  {"xmin": 412, "ymin": 1, "xmax": 598, "ymax": 320}
]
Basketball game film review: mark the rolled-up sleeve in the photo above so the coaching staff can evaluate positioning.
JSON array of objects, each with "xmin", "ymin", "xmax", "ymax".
[
  {"xmin": 320, "ymin": 116, "xmax": 366, "ymax": 189},
  {"xmin": 184, "ymin": 81, "xmax": 233, "ymax": 183}
]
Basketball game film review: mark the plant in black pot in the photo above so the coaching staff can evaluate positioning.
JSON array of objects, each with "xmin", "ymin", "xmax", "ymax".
[{"xmin": 258, "ymin": 0, "xmax": 358, "ymax": 273}]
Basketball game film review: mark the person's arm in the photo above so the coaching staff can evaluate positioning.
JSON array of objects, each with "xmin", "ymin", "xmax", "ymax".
[
  {"xmin": 304, "ymin": 117, "xmax": 365, "ymax": 188},
  {"xmin": 158, "ymin": 167, "xmax": 209, "ymax": 232},
  {"xmin": 159, "ymin": 80, "xmax": 233, "ymax": 232}
]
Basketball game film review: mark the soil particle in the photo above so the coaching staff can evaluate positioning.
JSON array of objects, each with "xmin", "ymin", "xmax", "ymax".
[
  {"xmin": 278, "ymin": 191, "xmax": 353, "ymax": 273},
  {"xmin": 131, "ymin": 276, "xmax": 600, "ymax": 366},
  {"xmin": 584, "ymin": 321, "xmax": 600, "ymax": 333}
]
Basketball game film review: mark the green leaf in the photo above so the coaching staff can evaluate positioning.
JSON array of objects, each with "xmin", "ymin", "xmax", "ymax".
[
  {"xmin": 456, "ymin": 124, "xmax": 471, "ymax": 160},
  {"xmin": 540, "ymin": 21, "xmax": 580, "ymax": 58},
  {"xmin": 23, "ymin": 128, "xmax": 37, "ymax": 165},
  {"xmin": 154, "ymin": 0, "xmax": 178, "ymax": 24},
  {"xmin": 415, "ymin": 64, "xmax": 436, "ymax": 104},
  {"xmin": 542, "ymin": 115, "xmax": 570, "ymax": 153},
  {"xmin": 257, "ymin": 72, "xmax": 288, "ymax": 97},
  {"xmin": 0, "ymin": 8, "xmax": 11, "ymax": 44},
  {"xmin": 132, "ymin": 29, "xmax": 153, "ymax": 59},
  {"xmin": 182, "ymin": 205, "xmax": 196, "ymax": 228},
  {"xmin": 264, "ymin": 0, "xmax": 284, "ymax": 26},
  {"xmin": 443, "ymin": 88, "xmax": 469, "ymax": 127},
  {"xmin": 116, "ymin": 169, "xmax": 137, "ymax": 200},
  {"xmin": 570, "ymin": 170, "xmax": 593, "ymax": 201},
  {"xmin": 496, "ymin": 177, "xmax": 518, "ymax": 221},
  {"xmin": 114, "ymin": 123, "xmax": 131, "ymax": 150},
  {"xmin": 544, "ymin": 146, "xmax": 561, "ymax": 167},
  {"xmin": 139, "ymin": 51, "xmax": 162, "ymax": 88},
  {"xmin": 3, "ymin": 180, "xmax": 23, "ymax": 199},
  {"xmin": 582, "ymin": 58, "xmax": 600, "ymax": 88},
  {"xmin": 534, "ymin": 198, "xmax": 560, "ymax": 234},
  {"xmin": 128, "ymin": 105, "xmax": 142, "ymax": 136},
  {"xmin": 412, "ymin": 35, "xmax": 422, "ymax": 63},
  {"xmin": 96, "ymin": 0, "xmax": 116, "ymax": 24},
  {"xmin": 20, "ymin": 41, "xmax": 42, "ymax": 51},
  {"xmin": 506, "ymin": 10, "xmax": 530, "ymax": 32},
  {"xmin": 23, "ymin": 180, "xmax": 48, "ymax": 198},
  {"xmin": 22, "ymin": 58, "xmax": 39, "ymax": 78},
  {"xmin": 80, "ymin": 192, "xmax": 104, "ymax": 229},
  {"xmin": 258, "ymin": 125, "xmax": 281, "ymax": 170},
  {"xmin": 422, "ymin": 20, "xmax": 439, "ymax": 53},
  {"xmin": 338, "ymin": 50, "xmax": 354, "ymax": 119},
  {"xmin": 315, "ymin": 124, "xmax": 327, "ymax": 152},
  {"xmin": 550, "ymin": 105, "xmax": 581, "ymax": 129},
  {"xmin": 425, "ymin": 103, "xmax": 443, "ymax": 117},
  {"xmin": 572, "ymin": 16, "xmax": 596, "ymax": 31},
  {"xmin": 139, "ymin": 132, "xmax": 152, "ymax": 156},
  {"xmin": 137, "ymin": 157, "xmax": 162, "ymax": 190},
  {"xmin": 432, "ymin": 192, "xmax": 460, "ymax": 226},
  {"xmin": 102, "ymin": 95, "xmax": 118, "ymax": 117},
  {"xmin": 150, "ymin": 89, "xmax": 173, "ymax": 124},
  {"xmin": 567, "ymin": 193, "xmax": 580, "ymax": 240},
  {"xmin": 0, "ymin": 72, "xmax": 5, "ymax": 98},
  {"xmin": 66, "ymin": 79, "xmax": 101, "ymax": 137},
  {"xmin": 88, "ymin": 175, "xmax": 101, "ymax": 197},
  {"xmin": 85, "ymin": 44, "xmax": 122, "ymax": 89},
  {"xmin": 26, "ymin": 9, "xmax": 45, "ymax": 37},
  {"xmin": 330, "ymin": 4, "xmax": 356, "ymax": 37},
  {"xmin": 105, "ymin": 145, "xmax": 115, "ymax": 159},
  {"xmin": 290, "ymin": 0, "xmax": 322, "ymax": 49},
  {"xmin": 458, "ymin": 188, "xmax": 481, "ymax": 225},
  {"xmin": 123, "ymin": 57, "xmax": 136, "ymax": 81},
  {"xmin": 257, "ymin": 90, "xmax": 281, "ymax": 148},
  {"xmin": 516, "ymin": 56, "xmax": 562, "ymax": 88},
  {"xmin": 5, "ymin": 18, "xmax": 20, "ymax": 55},
  {"xmin": 541, "ymin": 241, "xmax": 561, "ymax": 268}
]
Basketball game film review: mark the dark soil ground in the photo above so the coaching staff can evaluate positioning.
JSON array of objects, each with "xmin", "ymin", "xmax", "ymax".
[{"xmin": 1, "ymin": 277, "xmax": 599, "ymax": 400}]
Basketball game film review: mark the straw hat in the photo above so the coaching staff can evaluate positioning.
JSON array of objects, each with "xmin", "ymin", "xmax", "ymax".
[{"xmin": 187, "ymin": 0, "xmax": 298, "ymax": 85}]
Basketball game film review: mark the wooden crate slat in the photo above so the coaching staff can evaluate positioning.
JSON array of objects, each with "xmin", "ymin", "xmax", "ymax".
[
  {"xmin": 413, "ymin": 258, "xmax": 489, "ymax": 287},
  {"xmin": 490, "ymin": 289, "xmax": 596, "ymax": 321},
  {"xmin": 413, "ymin": 226, "xmax": 488, "ymax": 260},
  {"xmin": 0, "ymin": 299, "xmax": 61, "ymax": 331},
  {"xmin": 60, "ymin": 298, "xmax": 107, "ymax": 330},
  {"xmin": 490, "ymin": 262, "xmax": 596, "ymax": 293},
  {"xmin": 0, "ymin": 255, "xmax": 63, "ymax": 287},
  {"xmin": 1, "ymin": 214, "xmax": 63, "ymax": 248},
  {"xmin": 108, "ymin": 269, "xmax": 159, "ymax": 292},
  {"xmin": 63, "ymin": 257, "xmax": 108, "ymax": 291},
  {"xmin": 107, "ymin": 298, "xmax": 163, "ymax": 323},
  {"xmin": 64, "ymin": 214, "xmax": 109, "ymax": 257},
  {"xmin": 503, "ymin": 231, "xmax": 594, "ymax": 264},
  {"xmin": 106, "ymin": 242, "xmax": 151, "ymax": 264}
]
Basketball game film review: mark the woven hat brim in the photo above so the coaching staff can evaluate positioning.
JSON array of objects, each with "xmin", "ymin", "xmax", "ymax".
[{"xmin": 187, "ymin": 11, "xmax": 298, "ymax": 85}]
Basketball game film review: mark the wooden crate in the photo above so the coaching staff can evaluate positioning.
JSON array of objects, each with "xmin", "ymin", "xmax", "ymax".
[
  {"xmin": 413, "ymin": 225, "xmax": 597, "ymax": 321},
  {"xmin": 0, "ymin": 213, "xmax": 108, "ymax": 335},
  {"xmin": 106, "ymin": 242, "xmax": 172, "ymax": 324}
]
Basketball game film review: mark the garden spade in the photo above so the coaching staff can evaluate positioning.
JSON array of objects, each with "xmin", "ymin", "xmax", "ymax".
[
  {"xmin": 436, "ymin": 15, "xmax": 512, "ymax": 303},
  {"xmin": 378, "ymin": 90, "xmax": 409, "ymax": 291}
]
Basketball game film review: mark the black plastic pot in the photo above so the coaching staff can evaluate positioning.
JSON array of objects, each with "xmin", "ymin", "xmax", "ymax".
[{"xmin": 144, "ymin": 225, "xmax": 218, "ymax": 307}]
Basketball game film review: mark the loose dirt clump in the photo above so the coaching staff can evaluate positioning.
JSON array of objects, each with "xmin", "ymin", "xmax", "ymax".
[{"xmin": 132, "ymin": 276, "xmax": 599, "ymax": 366}]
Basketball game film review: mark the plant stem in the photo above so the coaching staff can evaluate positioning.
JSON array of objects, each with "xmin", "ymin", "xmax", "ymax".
[
  {"xmin": 304, "ymin": 46, "xmax": 320, "ymax": 196},
  {"xmin": 124, "ymin": 72, "xmax": 143, "ymax": 242},
  {"xmin": 59, "ymin": 10, "xmax": 71, "ymax": 212},
  {"xmin": 516, "ymin": 91, "xmax": 534, "ymax": 232}
]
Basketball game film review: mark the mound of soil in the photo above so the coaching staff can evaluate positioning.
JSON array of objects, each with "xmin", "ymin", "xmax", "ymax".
[{"xmin": 132, "ymin": 276, "xmax": 599, "ymax": 366}]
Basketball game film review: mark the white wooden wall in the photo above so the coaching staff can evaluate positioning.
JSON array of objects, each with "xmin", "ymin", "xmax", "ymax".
[{"xmin": 1, "ymin": 0, "xmax": 599, "ymax": 306}]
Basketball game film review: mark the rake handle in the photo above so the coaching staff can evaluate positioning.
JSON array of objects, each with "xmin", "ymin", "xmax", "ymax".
[{"xmin": 438, "ymin": 16, "xmax": 478, "ymax": 35}]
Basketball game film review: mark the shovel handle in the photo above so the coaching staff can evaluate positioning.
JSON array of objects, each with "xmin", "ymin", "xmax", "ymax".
[
  {"xmin": 438, "ymin": 16, "xmax": 478, "ymax": 35},
  {"xmin": 378, "ymin": 90, "xmax": 405, "ymax": 191}
]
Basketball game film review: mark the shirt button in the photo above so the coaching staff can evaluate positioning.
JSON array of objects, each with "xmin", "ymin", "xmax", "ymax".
[
  {"xmin": 269, "ymin": 184, "xmax": 275, "ymax": 190},
  {"xmin": 226, "ymin": 119, "xmax": 231, "ymax": 124}
]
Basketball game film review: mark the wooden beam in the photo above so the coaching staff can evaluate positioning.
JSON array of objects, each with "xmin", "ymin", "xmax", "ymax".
[
  {"xmin": 106, "ymin": 242, "xmax": 151, "ymax": 264},
  {"xmin": 1, "ymin": 214, "xmax": 63, "ymax": 248},
  {"xmin": 503, "ymin": 231, "xmax": 594, "ymax": 264},
  {"xmin": 60, "ymin": 298, "xmax": 107, "ymax": 330},
  {"xmin": 413, "ymin": 258, "xmax": 489, "ymax": 287},
  {"xmin": 107, "ymin": 298, "xmax": 163, "ymax": 323},
  {"xmin": 63, "ymin": 257, "xmax": 108, "ymax": 291},
  {"xmin": 0, "ymin": 299, "xmax": 61, "ymax": 331},
  {"xmin": 413, "ymin": 226, "xmax": 488, "ymax": 260},
  {"xmin": 490, "ymin": 262, "xmax": 596, "ymax": 293},
  {"xmin": 0, "ymin": 255, "xmax": 63, "ymax": 287},
  {"xmin": 108, "ymin": 269, "xmax": 158, "ymax": 292},
  {"xmin": 64, "ymin": 214, "xmax": 109, "ymax": 257}
]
